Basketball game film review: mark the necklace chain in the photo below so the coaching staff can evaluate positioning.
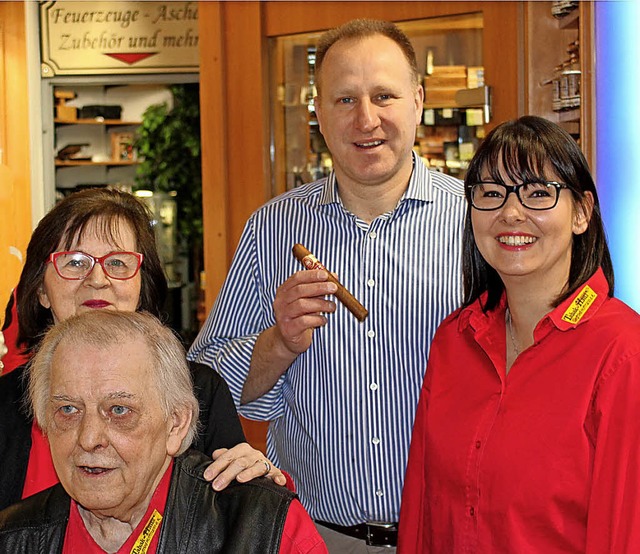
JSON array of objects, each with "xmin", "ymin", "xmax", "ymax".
[{"xmin": 506, "ymin": 308, "xmax": 520, "ymax": 356}]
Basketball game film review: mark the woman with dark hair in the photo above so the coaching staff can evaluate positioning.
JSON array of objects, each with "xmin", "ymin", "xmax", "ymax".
[
  {"xmin": 16, "ymin": 188, "xmax": 167, "ymax": 354},
  {"xmin": 0, "ymin": 188, "xmax": 285, "ymax": 512},
  {"xmin": 398, "ymin": 116, "xmax": 640, "ymax": 552}
]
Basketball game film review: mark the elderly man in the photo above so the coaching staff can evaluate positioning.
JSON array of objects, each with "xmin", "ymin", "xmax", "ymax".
[{"xmin": 0, "ymin": 311, "xmax": 325, "ymax": 553}]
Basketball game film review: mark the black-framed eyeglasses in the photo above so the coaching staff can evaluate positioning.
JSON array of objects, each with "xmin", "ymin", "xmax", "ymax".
[
  {"xmin": 48, "ymin": 251, "xmax": 144, "ymax": 281},
  {"xmin": 467, "ymin": 181, "xmax": 569, "ymax": 211}
]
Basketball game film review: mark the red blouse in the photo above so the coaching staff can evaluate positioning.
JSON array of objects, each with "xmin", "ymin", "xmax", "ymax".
[{"xmin": 399, "ymin": 269, "xmax": 640, "ymax": 553}]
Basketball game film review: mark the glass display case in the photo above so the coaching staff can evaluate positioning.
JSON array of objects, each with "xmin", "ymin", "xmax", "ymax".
[{"xmin": 268, "ymin": 13, "xmax": 490, "ymax": 196}]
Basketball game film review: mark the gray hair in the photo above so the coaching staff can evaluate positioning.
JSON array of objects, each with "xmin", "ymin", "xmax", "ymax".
[{"xmin": 29, "ymin": 310, "xmax": 199, "ymax": 455}]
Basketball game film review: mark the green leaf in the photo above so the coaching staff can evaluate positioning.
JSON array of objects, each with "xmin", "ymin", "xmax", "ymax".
[{"xmin": 133, "ymin": 84, "xmax": 203, "ymax": 252}]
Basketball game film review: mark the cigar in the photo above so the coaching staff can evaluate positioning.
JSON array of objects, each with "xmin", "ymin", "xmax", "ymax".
[{"xmin": 292, "ymin": 243, "xmax": 369, "ymax": 322}]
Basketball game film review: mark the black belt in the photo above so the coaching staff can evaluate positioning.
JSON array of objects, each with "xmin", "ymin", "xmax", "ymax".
[{"xmin": 316, "ymin": 520, "xmax": 398, "ymax": 547}]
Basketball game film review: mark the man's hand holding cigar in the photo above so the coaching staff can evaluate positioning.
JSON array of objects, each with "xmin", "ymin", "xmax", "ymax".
[
  {"xmin": 292, "ymin": 244, "xmax": 368, "ymax": 322},
  {"xmin": 240, "ymin": 244, "xmax": 368, "ymax": 405},
  {"xmin": 239, "ymin": 255, "xmax": 336, "ymax": 404},
  {"xmin": 271, "ymin": 261, "xmax": 338, "ymax": 356},
  {"xmin": 272, "ymin": 243, "xmax": 369, "ymax": 357}
]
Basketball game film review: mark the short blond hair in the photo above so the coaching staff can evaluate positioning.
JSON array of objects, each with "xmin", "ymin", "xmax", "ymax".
[{"xmin": 315, "ymin": 19, "xmax": 420, "ymax": 94}]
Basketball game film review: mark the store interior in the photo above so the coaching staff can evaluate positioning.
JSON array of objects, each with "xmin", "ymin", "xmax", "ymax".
[{"xmin": 1, "ymin": 1, "xmax": 639, "ymax": 448}]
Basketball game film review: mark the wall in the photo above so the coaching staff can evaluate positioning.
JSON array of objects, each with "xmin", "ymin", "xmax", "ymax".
[
  {"xmin": 0, "ymin": 2, "xmax": 32, "ymax": 316},
  {"xmin": 595, "ymin": 1, "xmax": 640, "ymax": 312}
]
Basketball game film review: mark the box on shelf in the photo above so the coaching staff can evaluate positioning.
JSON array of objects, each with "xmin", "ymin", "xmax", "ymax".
[
  {"xmin": 424, "ymin": 66, "xmax": 466, "ymax": 107},
  {"xmin": 425, "ymin": 65, "xmax": 467, "ymax": 87},
  {"xmin": 54, "ymin": 89, "xmax": 78, "ymax": 121},
  {"xmin": 79, "ymin": 105, "xmax": 123, "ymax": 120},
  {"xmin": 56, "ymin": 105, "xmax": 77, "ymax": 121},
  {"xmin": 424, "ymin": 66, "xmax": 486, "ymax": 107},
  {"xmin": 467, "ymin": 67, "xmax": 485, "ymax": 89},
  {"xmin": 111, "ymin": 131, "xmax": 136, "ymax": 161}
]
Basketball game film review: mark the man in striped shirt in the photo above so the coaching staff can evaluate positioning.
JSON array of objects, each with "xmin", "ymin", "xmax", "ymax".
[{"xmin": 189, "ymin": 19, "xmax": 466, "ymax": 553}]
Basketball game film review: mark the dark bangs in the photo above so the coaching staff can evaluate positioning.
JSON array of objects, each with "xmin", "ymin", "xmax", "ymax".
[
  {"xmin": 60, "ymin": 213, "xmax": 133, "ymax": 252},
  {"xmin": 465, "ymin": 116, "xmax": 584, "ymax": 193}
]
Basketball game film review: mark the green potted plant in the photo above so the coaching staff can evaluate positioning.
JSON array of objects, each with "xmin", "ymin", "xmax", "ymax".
[{"xmin": 134, "ymin": 83, "xmax": 202, "ymax": 337}]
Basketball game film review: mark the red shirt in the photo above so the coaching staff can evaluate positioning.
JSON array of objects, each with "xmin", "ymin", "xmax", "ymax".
[
  {"xmin": 281, "ymin": 500, "xmax": 328, "ymax": 553},
  {"xmin": 63, "ymin": 460, "xmax": 172, "ymax": 554},
  {"xmin": 22, "ymin": 423, "xmax": 58, "ymax": 499},
  {"xmin": 1, "ymin": 289, "xmax": 29, "ymax": 375},
  {"xmin": 399, "ymin": 269, "xmax": 640, "ymax": 553}
]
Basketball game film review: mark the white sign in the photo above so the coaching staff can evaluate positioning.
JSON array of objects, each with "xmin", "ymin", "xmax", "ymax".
[{"xmin": 40, "ymin": 1, "xmax": 199, "ymax": 76}]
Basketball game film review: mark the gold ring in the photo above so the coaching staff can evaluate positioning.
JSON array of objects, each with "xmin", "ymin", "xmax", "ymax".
[{"xmin": 263, "ymin": 460, "xmax": 271, "ymax": 475}]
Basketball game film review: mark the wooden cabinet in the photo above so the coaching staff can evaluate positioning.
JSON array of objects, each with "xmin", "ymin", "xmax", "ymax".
[
  {"xmin": 270, "ymin": 12, "xmax": 492, "ymax": 194},
  {"xmin": 525, "ymin": 1, "xmax": 594, "ymax": 166}
]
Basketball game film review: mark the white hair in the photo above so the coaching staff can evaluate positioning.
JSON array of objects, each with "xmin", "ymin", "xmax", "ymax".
[{"xmin": 29, "ymin": 310, "xmax": 199, "ymax": 454}]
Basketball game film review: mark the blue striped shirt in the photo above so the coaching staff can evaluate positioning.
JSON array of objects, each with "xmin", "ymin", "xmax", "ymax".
[{"xmin": 188, "ymin": 153, "xmax": 467, "ymax": 525}]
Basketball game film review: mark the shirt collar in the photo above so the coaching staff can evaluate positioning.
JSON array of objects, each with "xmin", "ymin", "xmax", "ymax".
[
  {"xmin": 458, "ymin": 267, "xmax": 610, "ymax": 334},
  {"xmin": 549, "ymin": 267, "xmax": 610, "ymax": 330},
  {"xmin": 318, "ymin": 151, "xmax": 432, "ymax": 207}
]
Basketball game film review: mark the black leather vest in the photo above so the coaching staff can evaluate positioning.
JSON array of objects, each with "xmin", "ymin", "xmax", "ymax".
[{"xmin": 0, "ymin": 450, "xmax": 296, "ymax": 553}]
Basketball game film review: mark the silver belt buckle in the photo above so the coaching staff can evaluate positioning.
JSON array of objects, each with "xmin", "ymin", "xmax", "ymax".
[{"xmin": 366, "ymin": 522, "xmax": 397, "ymax": 548}]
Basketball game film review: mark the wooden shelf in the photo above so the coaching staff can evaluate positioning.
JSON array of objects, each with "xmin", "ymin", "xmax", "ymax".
[
  {"xmin": 54, "ymin": 118, "xmax": 141, "ymax": 126},
  {"xmin": 557, "ymin": 9, "xmax": 579, "ymax": 30},
  {"xmin": 55, "ymin": 160, "xmax": 139, "ymax": 167},
  {"xmin": 526, "ymin": 2, "xmax": 593, "ymax": 165},
  {"xmin": 557, "ymin": 108, "xmax": 580, "ymax": 123}
]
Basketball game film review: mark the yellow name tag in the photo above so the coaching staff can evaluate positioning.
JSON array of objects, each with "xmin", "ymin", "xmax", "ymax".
[
  {"xmin": 130, "ymin": 509, "xmax": 163, "ymax": 554},
  {"xmin": 561, "ymin": 285, "xmax": 597, "ymax": 324}
]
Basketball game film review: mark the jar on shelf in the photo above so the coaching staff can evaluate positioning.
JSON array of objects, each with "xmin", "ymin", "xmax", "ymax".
[
  {"xmin": 564, "ymin": 56, "xmax": 581, "ymax": 110},
  {"xmin": 559, "ymin": 60, "xmax": 571, "ymax": 111},
  {"xmin": 552, "ymin": 64, "xmax": 563, "ymax": 112}
]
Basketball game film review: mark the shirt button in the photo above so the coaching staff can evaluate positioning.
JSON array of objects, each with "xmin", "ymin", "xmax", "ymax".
[
  {"xmin": 370, "ymin": 383, "xmax": 378, "ymax": 391},
  {"xmin": 369, "ymin": 231, "xmax": 377, "ymax": 239},
  {"xmin": 367, "ymin": 279, "xmax": 375, "ymax": 287},
  {"xmin": 372, "ymin": 437, "xmax": 380, "ymax": 445},
  {"xmin": 475, "ymin": 441, "xmax": 481, "ymax": 449},
  {"xmin": 469, "ymin": 507, "xmax": 475, "ymax": 516},
  {"xmin": 367, "ymin": 330, "xmax": 376, "ymax": 338},
  {"xmin": 376, "ymin": 489, "xmax": 384, "ymax": 497}
]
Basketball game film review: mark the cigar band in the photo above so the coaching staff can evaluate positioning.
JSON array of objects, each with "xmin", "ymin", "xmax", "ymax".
[{"xmin": 301, "ymin": 254, "xmax": 326, "ymax": 271}]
